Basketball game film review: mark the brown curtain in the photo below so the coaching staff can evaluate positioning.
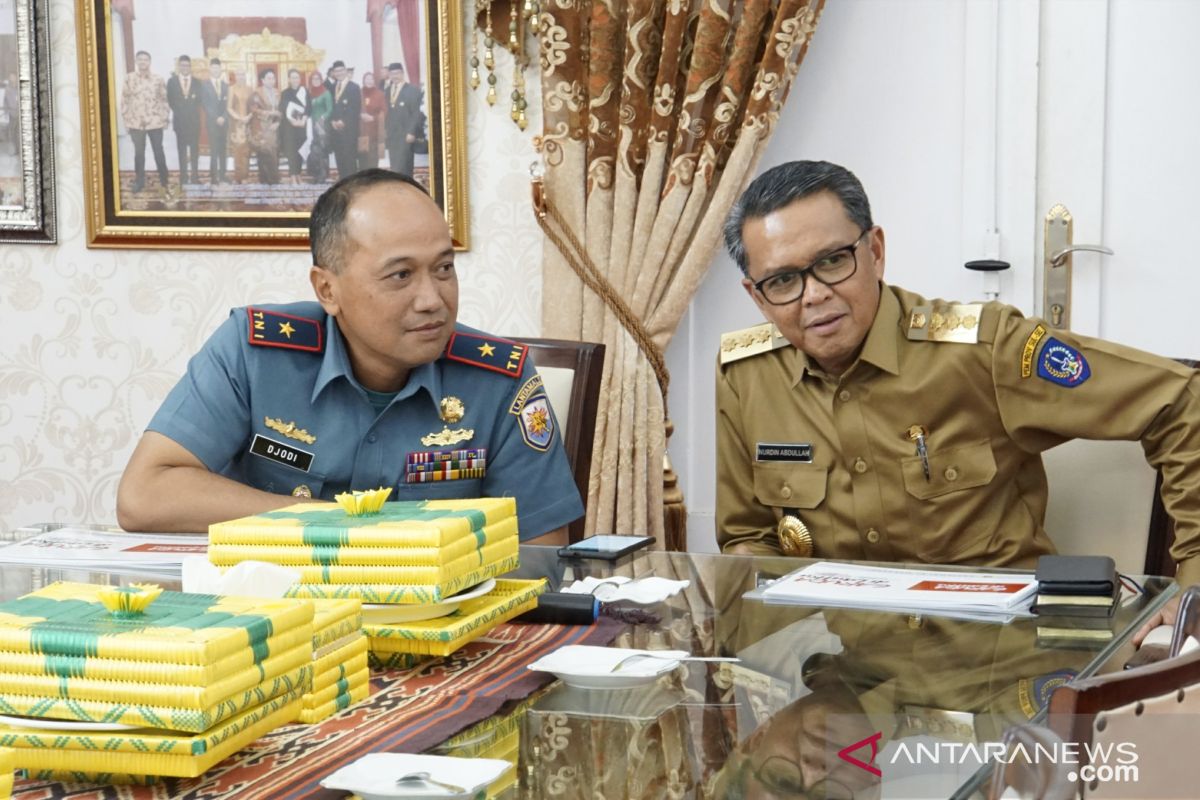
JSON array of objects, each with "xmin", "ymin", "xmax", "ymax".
[
  {"xmin": 395, "ymin": 0, "xmax": 423, "ymax": 86},
  {"xmin": 537, "ymin": 0, "xmax": 825, "ymax": 544}
]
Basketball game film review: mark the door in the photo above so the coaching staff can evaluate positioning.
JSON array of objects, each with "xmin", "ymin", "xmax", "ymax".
[{"xmin": 1015, "ymin": 0, "xmax": 1200, "ymax": 571}]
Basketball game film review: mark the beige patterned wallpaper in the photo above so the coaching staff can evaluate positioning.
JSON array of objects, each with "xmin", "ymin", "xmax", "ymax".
[{"xmin": 0, "ymin": 0, "xmax": 544, "ymax": 533}]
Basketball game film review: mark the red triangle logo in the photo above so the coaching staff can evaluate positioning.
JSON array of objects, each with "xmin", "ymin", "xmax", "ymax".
[{"xmin": 837, "ymin": 731, "xmax": 883, "ymax": 777}]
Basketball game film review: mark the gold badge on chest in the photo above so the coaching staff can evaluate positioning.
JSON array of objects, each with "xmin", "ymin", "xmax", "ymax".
[
  {"xmin": 422, "ymin": 396, "xmax": 473, "ymax": 446},
  {"xmin": 777, "ymin": 514, "xmax": 813, "ymax": 558},
  {"xmin": 264, "ymin": 416, "xmax": 316, "ymax": 444}
]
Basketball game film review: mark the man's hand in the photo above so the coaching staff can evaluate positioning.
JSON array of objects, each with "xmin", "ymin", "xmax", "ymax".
[
  {"xmin": 1133, "ymin": 593, "xmax": 1182, "ymax": 647},
  {"xmin": 405, "ymin": 133, "xmax": 415, "ymax": 144},
  {"xmin": 217, "ymin": 116, "xmax": 225, "ymax": 126},
  {"xmin": 332, "ymin": 120, "xmax": 344, "ymax": 130}
]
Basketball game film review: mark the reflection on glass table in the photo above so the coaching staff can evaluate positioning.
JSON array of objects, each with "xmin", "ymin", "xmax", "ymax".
[{"xmin": 0, "ymin": 528, "xmax": 1177, "ymax": 799}]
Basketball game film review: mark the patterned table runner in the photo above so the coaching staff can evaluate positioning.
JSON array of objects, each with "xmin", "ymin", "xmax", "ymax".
[{"xmin": 14, "ymin": 619, "xmax": 622, "ymax": 799}]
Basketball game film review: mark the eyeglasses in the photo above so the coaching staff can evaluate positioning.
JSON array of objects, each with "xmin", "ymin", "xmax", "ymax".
[
  {"xmin": 752, "ymin": 755, "xmax": 856, "ymax": 798},
  {"xmin": 751, "ymin": 229, "xmax": 870, "ymax": 306}
]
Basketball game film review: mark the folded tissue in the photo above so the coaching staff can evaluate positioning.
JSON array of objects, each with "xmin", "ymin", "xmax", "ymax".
[
  {"xmin": 182, "ymin": 557, "xmax": 301, "ymax": 598},
  {"xmin": 561, "ymin": 575, "xmax": 689, "ymax": 604}
]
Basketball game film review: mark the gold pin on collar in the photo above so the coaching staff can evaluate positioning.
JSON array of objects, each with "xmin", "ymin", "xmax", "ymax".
[
  {"xmin": 265, "ymin": 417, "xmax": 316, "ymax": 445},
  {"xmin": 777, "ymin": 514, "xmax": 814, "ymax": 558}
]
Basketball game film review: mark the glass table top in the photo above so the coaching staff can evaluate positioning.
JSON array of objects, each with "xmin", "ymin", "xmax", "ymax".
[{"xmin": 0, "ymin": 531, "xmax": 1176, "ymax": 799}]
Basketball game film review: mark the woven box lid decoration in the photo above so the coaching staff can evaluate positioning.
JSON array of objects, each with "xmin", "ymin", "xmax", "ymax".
[
  {"xmin": 209, "ymin": 497, "xmax": 521, "ymax": 603},
  {"xmin": 0, "ymin": 582, "xmax": 313, "ymax": 732}
]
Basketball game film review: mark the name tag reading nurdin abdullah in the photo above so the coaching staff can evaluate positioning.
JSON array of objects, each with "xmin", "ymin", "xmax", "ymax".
[
  {"xmin": 756, "ymin": 443, "xmax": 813, "ymax": 462},
  {"xmin": 250, "ymin": 434, "xmax": 314, "ymax": 472}
]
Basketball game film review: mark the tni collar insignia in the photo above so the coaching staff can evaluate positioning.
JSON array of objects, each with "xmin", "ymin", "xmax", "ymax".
[
  {"xmin": 246, "ymin": 307, "xmax": 323, "ymax": 352},
  {"xmin": 445, "ymin": 332, "xmax": 527, "ymax": 377}
]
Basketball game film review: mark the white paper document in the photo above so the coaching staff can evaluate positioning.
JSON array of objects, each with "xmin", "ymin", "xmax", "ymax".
[
  {"xmin": 0, "ymin": 528, "xmax": 208, "ymax": 576},
  {"xmin": 753, "ymin": 561, "xmax": 1037, "ymax": 618}
]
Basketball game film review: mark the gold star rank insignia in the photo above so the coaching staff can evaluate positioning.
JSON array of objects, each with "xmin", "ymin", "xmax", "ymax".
[
  {"xmin": 246, "ymin": 307, "xmax": 323, "ymax": 352},
  {"xmin": 446, "ymin": 332, "xmax": 527, "ymax": 377},
  {"xmin": 278, "ymin": 321, "xmax": 296, "ymax": 338}
]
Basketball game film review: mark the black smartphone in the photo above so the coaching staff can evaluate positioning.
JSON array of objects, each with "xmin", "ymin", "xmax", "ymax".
[{"xmin": 557, "ymin": 535, "xmax": 654, "ymax": 561}]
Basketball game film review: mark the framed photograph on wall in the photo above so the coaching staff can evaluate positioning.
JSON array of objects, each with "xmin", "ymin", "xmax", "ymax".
[
  {"xmin": 0, "ymin": 0, "xmax": 56, "ymax": 244},
  {"xmin": 76, "ymin": 0, "xmax": 468, "ymax": 250}
]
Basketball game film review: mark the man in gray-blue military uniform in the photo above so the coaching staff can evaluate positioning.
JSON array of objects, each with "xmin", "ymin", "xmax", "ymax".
[{"xmin": 117, "ymin": 169, "xmax": 583, "ymax": 540}]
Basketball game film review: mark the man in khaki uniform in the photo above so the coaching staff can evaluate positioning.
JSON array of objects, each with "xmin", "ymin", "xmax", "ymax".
[{"xmin": 716, "ymin": 160, "xmax": 1200, "ymax": 591}]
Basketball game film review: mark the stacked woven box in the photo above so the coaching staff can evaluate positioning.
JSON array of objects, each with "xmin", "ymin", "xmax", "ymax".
[
  {"xmin": 209, "ymin": 498, "xmax": 521, "ymax": 603},
  {"xmin": 210, "ymin": 498, "xmax": 545, "ymax": 665},
  {"xmin": 301, "ymin": 599, "xmax": 369, "ymax": 724},
  {"xmin": 0, "ymin": 747, "xmax": 12, "ymax": 798},
  {"xmin": 0, "ymin": 582, "xmax": 312, "ymax": 782}
]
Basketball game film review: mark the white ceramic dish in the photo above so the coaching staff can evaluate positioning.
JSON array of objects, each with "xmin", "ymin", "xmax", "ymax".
[
  {"xmin": 320, "ymin": 752, "xmax": 511, "ymax": 799},
  {"xmin": 0, "ymin": 713, "xmax": 144, "ymax": 732},
  {"xmin": 362, "ymin": 578, "xmax": 497, "ymax": 625},
  {"xmin": 526, "ymin": 645, "xmax": 683, "ymax": 690}
]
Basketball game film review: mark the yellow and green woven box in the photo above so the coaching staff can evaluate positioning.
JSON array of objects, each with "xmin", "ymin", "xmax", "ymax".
[
  {"xmin": 365, "ymin": 579, "xmax": 546, "ymax": 659},
  {"xmin": 287, "ymin": 553, "xmax": 521, "ymax": 604},
  {"xmin": 310, "ymin": 598, "xmax": 363, "ymax": 652},
  {"xmin": 0, "ymin": 582, "xmax": 313, "ymax": 732},
  {"xmin": 3, "ymin": 685, "xmax": 303, "ymax": 780},
  {"xmin": 209, "ymin": 499, "xmax": 521, "ymax": 603},
  {"xmin": 0, "ymin": 746, "xmax": 12, "ymax": 799}
]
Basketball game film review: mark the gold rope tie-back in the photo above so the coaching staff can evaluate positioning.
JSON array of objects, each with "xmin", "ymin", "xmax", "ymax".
[{"xmin": 532, "ymin": 184, "xmax": 671, "ymax": 415}]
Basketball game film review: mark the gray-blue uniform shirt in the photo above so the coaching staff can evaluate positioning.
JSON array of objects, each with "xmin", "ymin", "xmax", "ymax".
[{"xmin": 146, "ymin": 302, "xmax": 584, "ymax": 538}]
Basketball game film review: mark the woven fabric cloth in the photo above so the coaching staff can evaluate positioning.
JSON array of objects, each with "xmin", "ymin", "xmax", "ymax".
[{"xmin": 13, "ymin": 619, "xmax": 621, "ymax": 798}]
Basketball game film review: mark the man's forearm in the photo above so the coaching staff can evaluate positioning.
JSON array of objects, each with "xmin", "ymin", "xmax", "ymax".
[{"xmin": 117, "ymin": 465, "xmax": 305, "ymax": 533}]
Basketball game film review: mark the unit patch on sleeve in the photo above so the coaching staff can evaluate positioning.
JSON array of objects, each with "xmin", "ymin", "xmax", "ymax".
[
  {"xmin": 517, "ymin": 395, "xmax": 556, "ymax": 452},
  {"xmin": 1020, "ymin": 324, "xmax": 1048, "ymax": 378},
  {"xmin": 445, "ymin": 332, "xmax": 527, "ymax": 377},
  {"xmin": 247, "ymin": 307, "xmax": 323, "ymax": 352},
  {"xmin": 1036, "ymin": 337, "xmax": 1091, "ymax": 387}
]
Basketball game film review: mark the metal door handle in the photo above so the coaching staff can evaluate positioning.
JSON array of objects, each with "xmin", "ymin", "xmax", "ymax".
[{"xmin": 1049, "ymin": 244, "xmax": 1113, "ymax": 268}]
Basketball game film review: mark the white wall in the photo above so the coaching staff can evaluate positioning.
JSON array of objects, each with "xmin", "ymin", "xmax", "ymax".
[{"xmin": 0, "ymin": 0, "xmax": 542, "ymax": 533}]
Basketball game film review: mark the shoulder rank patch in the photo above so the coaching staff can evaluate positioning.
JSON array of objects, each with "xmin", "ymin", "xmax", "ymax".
[
  {"xmin": 445, "ymin": 332, "xmax": 527, "ymax": 377},
  {"xmin": 1037, "ymin": 336, "xmax": 1091, "ymax": 387},
  {"xmin": 247, "ymin": 307, "xmax": 323, "ymax": 352},
  {"xmin": 905, "ymin": 303, "xmax": 982, "ymax": 343},
  {"xmin": 720, "ymin": 323, "xmax": 789, "ymax": 365}
]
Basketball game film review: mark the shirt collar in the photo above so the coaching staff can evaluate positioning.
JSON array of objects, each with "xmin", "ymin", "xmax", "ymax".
[
  {"xmin": 791, "ymin": 283, "xmax": 902, "ymax": 384},
  {"xmin": 312, "ymin": 315, "xmax": 442, "ymax": 412}
]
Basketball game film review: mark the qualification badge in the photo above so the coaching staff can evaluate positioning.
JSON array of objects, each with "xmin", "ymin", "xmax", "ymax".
[
  {"xmin": 777, "ymin": 514, "xmax": 813, "ymax": 557},
  {"xmin": 421, "ymin": 426, "xmax": 475, "ymax": 447},
  {"xmin": 440, "ymin": 396, "xmax": 465, "ymax": 423},
  {"xmin": 264, "ymin": 417, "xmax": 317, "ymax": 445}
]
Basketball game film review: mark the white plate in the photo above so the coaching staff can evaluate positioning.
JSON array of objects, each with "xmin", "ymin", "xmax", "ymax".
[
  {"xmin": 320, "ymin": 752, "xmax": 511, "ymax": 799},
  {"xmin": 362, "ymin": 579, "xmax": 497, "ymax": 625},
  {"xmin": 0, "ymin": 713, "xmax": 144, "ymax": 732},
  {"xmin": 526, "ymin": 645, "xmax": 683, "ymax": 690}
]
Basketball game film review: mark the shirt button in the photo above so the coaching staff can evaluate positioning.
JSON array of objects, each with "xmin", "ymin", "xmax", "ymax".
[
  {"xmin": 367, "ymin": 433, "xmax": 378, "ymax": 443},
  {"xmin": 780, "ymin": 485, "xmax": 793, "ymax": 500},
  {"xmin": 854, "ymin": 458, "xmax": 868, "ymax": 474},
  {"xmin": 944, "ymin": 466, "xmax": 959, "ymax": 481},
  {"xmin": 866, "ymin": 528, "xmax": 881, "ymax": 544},
  {"xmin": 839, "ymin": 389, "xmax": 852, "ymax": 402}
]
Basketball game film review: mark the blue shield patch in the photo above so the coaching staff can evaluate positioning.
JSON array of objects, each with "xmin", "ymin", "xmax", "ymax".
[
  {"xmin": 518, "ymin": 395, "xmax": 555, "ymax": 451},
  {"xmin": 1036, "ymin": 337, "xmax": 1091, "ymax": 387}
]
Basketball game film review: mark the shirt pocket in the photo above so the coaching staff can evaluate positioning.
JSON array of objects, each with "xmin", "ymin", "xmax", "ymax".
[
  {"xmin": 899, "ymin": 440, "xmax": 999, "ymax": 562},
  {"xmin": 246, "ymin": 460, "xmax": 327, "ymax": 498},
  {"xmin": 901, "ymin": 440, "xmax": 997, "ymax": 500},
  {"xmin": 752, "ymin": 462, "xmax": 828, "ymax": 509},
  {"xmin": 395, "ymin": 478, "xmax": 485, "ymax": 501}
]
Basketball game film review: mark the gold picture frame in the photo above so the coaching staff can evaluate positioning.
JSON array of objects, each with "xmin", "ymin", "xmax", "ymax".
[
  {"xmin": 76, "ymin": 0, "xmax": 468, "ymax": 250},
  {"xmin": 0, "ymin": 0, "xmax": 56, "ymax": 243}
]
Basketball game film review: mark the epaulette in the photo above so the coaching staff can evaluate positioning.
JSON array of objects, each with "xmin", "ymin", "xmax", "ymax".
[
  {"xmin": 904, "ymin": 303, "xmax": 984, "ymax": 344},
  {"xmin": 720, "ymin": 322, "xmax": 789, "ymax": 365},
  {"xmin": 445, "ymin": 331, "xmax": 527, "ymax": 377},
  {"xmin": 246, "ymin": 307, "xmax": 323, "ymax": 352}
]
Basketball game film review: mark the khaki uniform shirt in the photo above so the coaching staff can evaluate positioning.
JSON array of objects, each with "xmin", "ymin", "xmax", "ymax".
[{"xmin": 716, "ymin": 284, "xmax": 1200, "ymax": 585}]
